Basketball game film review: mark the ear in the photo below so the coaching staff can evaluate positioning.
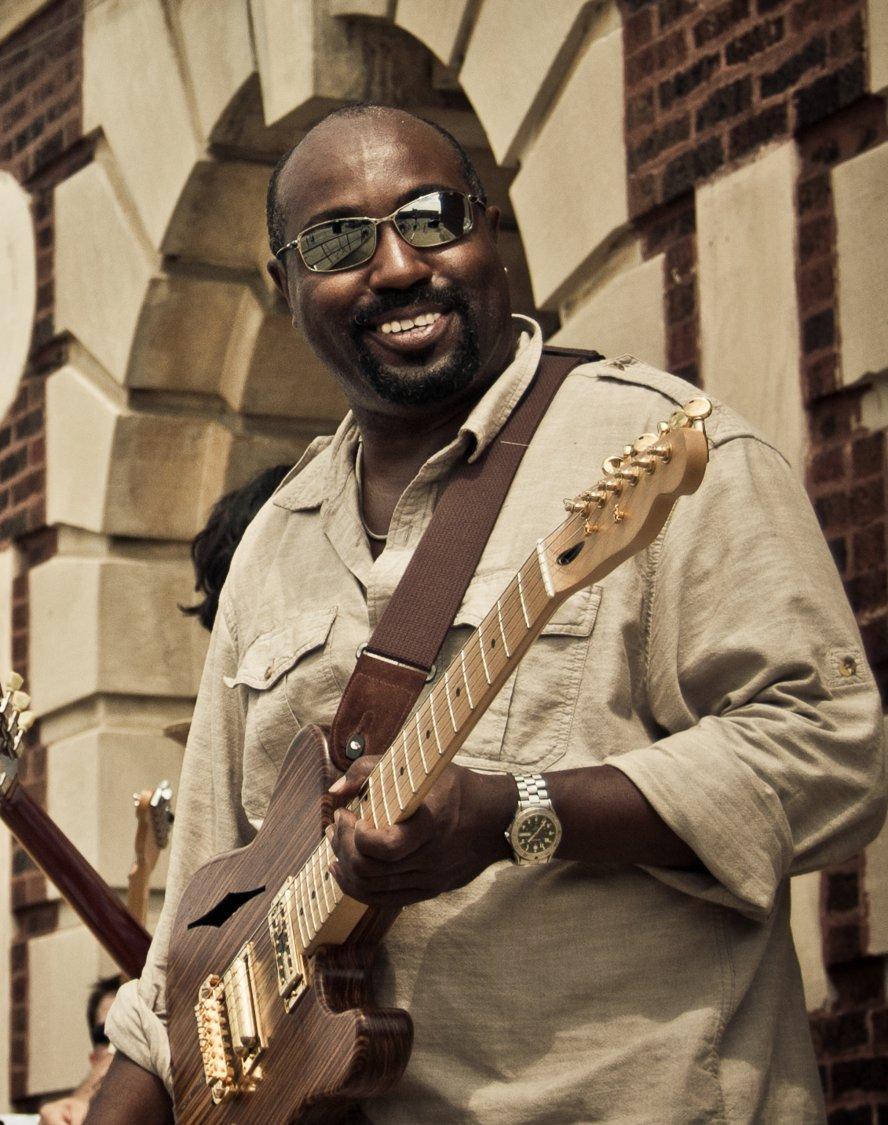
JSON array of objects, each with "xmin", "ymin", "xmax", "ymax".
[
  {"xmin": 267, "ymin": 257, "xmax": 290, "ymax": 303},
  {"xmin": 484, "ymin": 204, "xmax": 502, "ymax": 242}
]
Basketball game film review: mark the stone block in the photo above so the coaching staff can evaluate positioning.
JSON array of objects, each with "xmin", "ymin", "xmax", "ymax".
[
  {"xmin": 177, "ymin": 0, "xmax": 256, "ymax": 140},
  {"xmin": 250, "ymin": 0, "xmax": 319, "ymax": 127},
  {"xmin": 55, "ymin": 158, "xmax": 155, "ymax": 385},
  {"xmin": 0, "ymin": 172, "xmax": 35, "ymax": 423},
  {"xmin": 460, "ymin": 0, "xmax": 609, "ymax": 166},
  {"xmin": 46, "ymin": 725, "xmax": 182, "ymax": 894},
  {"xmin": 395, "ymin": 0, "xmax": 472, "ymax": 66},
  {"xmin": 220, "ymin": 288, "xmax": 348, "ymax": 421},
  {"xmin": 46, "ymin": 364, "xmax": 218, "ymax": 540},
  {"xmin": 27, "ymin": 925, "xmax": 115, "ymax": 1096},
  {"xmin": 696, "ymin": 142, "xmax": 807, "ymax": 473},
  {"xmin": 129, "ymin": 274, "xmax": 249, "ymax": 396},
  {"xmin": 0, "ymin": 0, "xmax": 45, "ymax": 39},
  {"xmin": 29, "ymin": 554, "xmax": 205, "ymax": 718},
  {"xmin": 0, "ymin": 545, "xmax": 19, "ymax": 675},
  {"xmin": 82, "ymin": 0, "xmax": 202, "ymax": 249},
  {"xmin": 163, "ymin": 159, "xmax": 272, "ymax": 271},
  {"xmin": 870, "ymin": 0, "xmax": 888, "ymax": 94},
  {"xmin": 331, "ymin": 0, "xmax": 394, "ymax": 16},
  {"xmin": 791, "ymin": 871, "xmax": 830, "ymax": 1012},
  {"xmin": 833, "ymin": 140, "xmax": 888, "ymax": 385},
  {"xmin": 510, "ymin": 27, "xmax": 628, "ymax": 310},
  {"xmin": 552, "ymin": 249, "xmax": 667, "ymax": 369}
]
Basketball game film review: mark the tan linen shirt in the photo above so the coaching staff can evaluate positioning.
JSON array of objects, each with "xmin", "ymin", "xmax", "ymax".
[{"xmin": 108, "ymin": 317, "xmax": 886, "ymax": 1123}]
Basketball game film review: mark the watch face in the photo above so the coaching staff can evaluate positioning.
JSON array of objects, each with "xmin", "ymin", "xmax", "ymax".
[{"xmin": 511, "ymin": 807, "xmax": 562, "ymax": 861}]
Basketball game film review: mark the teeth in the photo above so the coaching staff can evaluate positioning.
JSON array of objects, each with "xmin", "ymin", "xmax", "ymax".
[{"xmin": 377, "ymin": 311, "xmax": 442, "ymax": 335}]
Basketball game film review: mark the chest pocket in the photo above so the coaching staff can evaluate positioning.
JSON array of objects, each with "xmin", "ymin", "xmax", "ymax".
[
  {"xmin": 496, "ymin": 583, "xmax": 602, "ymax": 771},
  {"xmin": 225, "ymin": 609, "xmax": 337, "ymax": 821}
]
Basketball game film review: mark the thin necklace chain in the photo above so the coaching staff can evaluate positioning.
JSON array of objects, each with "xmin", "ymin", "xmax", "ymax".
[{"xmin": 355, "ymin": 441, "xmax": 389, "ymax": 543}]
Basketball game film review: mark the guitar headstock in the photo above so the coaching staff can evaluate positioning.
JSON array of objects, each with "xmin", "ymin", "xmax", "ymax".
[
  {"xmin": 133, "ymin": 779, "xmax": 174, "ymax": 864},
  {"xmin": 544, "ymin": 398, "xmax": 712, "ymax": 597},
  {"xmin": 0, "ymin": 671, "xmax": 36, "ymax": 797}
]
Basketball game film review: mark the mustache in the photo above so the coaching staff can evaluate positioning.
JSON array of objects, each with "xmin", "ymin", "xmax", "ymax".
[{"xmin": 351, "ymin": 283, "xmax": 470, "ymax": 329}]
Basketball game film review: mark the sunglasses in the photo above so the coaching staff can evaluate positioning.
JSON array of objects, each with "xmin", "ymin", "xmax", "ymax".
[{"xmin": 275, "ymin": 190, "xmax": 484, "ymax": 273}]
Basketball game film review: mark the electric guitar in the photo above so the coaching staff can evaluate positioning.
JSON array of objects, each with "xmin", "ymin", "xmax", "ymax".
[
  {"xmin": 166, "ymin": 399, "xmax": 713, "ymax": 1122},
  {"xmin": 0, "ymin": 676, "xmax": 152, "ymax": 978},
  {"xmin": 127, "ymin": 779, "xmax": 175, "ymax": 929}
]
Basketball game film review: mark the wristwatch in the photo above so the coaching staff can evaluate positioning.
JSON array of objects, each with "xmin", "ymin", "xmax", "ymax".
[{"xmin": 505, "ymin": 774, "xmax": 562, "ymax": 865}]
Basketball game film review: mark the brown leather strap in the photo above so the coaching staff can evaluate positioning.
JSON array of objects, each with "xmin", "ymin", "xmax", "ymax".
[{"xmin": 329, "ymin": 345, "xmax": 602, "ymax": 769}]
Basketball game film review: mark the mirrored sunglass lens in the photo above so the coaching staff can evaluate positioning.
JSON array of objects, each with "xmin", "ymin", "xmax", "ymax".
[
  {"xmin": 395, "ymin": 192, "xmax": 471, "ymax": 248},
  {"xmin": 300, "ymin": 218, "xmax": 376, "ymax": 271}
]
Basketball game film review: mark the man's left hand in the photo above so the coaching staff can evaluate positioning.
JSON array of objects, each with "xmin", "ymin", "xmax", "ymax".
[{"xmin": 326, "ymin": 757, "xmax": 515, "ymax": 907}]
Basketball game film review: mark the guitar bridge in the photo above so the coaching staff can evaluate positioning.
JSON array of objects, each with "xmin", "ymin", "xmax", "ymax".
[
  {"xmin": 269, "ymin": 877, "xmax": 310, "ymax": 1011},
  {"xmin": 194, "ymin": 943, "xmax": 266, "ymax": 1104}
]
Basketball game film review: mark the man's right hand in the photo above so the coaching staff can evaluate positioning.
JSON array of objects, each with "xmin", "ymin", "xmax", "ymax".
[{"xmin": 82, "ymin": 1054, "xmax": 173, "ymax": 1125}]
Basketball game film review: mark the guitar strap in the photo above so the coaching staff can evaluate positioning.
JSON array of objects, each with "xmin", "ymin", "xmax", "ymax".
[{"xmin": 329, "ymin": 344, "xmax": 603, "ymax": 771}]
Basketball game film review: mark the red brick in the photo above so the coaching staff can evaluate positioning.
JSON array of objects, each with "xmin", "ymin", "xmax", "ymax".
[
  {"xmin": 799, "ymin": 260, "xmax": 835, "ymax": 308},
  {"xmin": 810, "ymin": 1009, "xmax": 869, "ymax": 1055},
  {"xmin": 625, "ymin": 7, "xmax": 656, "ymax": 54},
  {"xmin": 852, "ymin": 523, "xmax": 886, "ymax": 576},
  {"xmin": 852, "ymin": 432, "xmax": 885, "ymax": 477}
]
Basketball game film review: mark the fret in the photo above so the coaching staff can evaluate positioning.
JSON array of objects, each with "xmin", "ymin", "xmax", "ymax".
[
  {"xmin": 291, "ymin": 879, "xmax": 311, "ymax": 950},
  {"xmin": 500, "ymin": 582, "xmax": 528, "ymax": 656},
  {"xmin": 317, "ymin": 845, "xmax": 335, "ymax": 914},
  {"xmin": 304, "ymin": 863, "xmax": 323, "ymax": 934},
  {"xmin": 402, "ymin": 725, "xmax": 417, "ymax": 793},
  {"xmin": 478, "ymin": 622, "xmax": 492, "ymax": 684},
  {"xmin": 496, "ymin": 597, "xmax": 512, "ymax": 657},
  {"xmin": 443, "ymin": 670, "xmax": 458, "ymax": 731},
  {"xmin": 411, "ymin": 717, "xmax": 429, "ymax": 773},
  {"xmin": 427, "ymin": 695, "xmax": 444, "ymax": 757},
  {"xmin": 446, "ymin": 662, "xmax": 473, "ymax": 729},
  {"xmin": 298, "ymin": 867, "xmax": 319, "ymax": 938},
  {"xmin": 517, "ymin": 570, "xmax": 531, "ymax": 627},
  {"xmin": 390, "ymin": 747, "xmax": 406, "ymax": 811},
  {"xmin": 460, "ymin": 648, "xmax": 475, "ymax": 709},
  {"xmin": 366, "ymin": 774, "xmax": 381, "ymax": 829},
  {"xmin": 375, "ymin": 766, "xmax": 393, "ymax": 826}
]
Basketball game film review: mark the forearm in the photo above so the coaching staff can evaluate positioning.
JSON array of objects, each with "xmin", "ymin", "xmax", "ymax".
[{"xmin": 82, "ymin": 1053, "xmax": 173, "ymax": 1125}]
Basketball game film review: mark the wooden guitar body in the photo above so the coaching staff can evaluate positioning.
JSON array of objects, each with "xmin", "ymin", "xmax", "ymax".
[{"xmin": 167, "ymin": 725, "xmax": 411, "ymax": 1123}]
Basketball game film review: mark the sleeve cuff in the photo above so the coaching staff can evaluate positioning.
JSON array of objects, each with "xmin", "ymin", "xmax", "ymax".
[
  {"xmin": 104, "ymin": 978, "xmax": 173, "ymax": 1096},
  {"xmin": 605, "ymin": 720, "xmax": 795, "ymax": 920}
]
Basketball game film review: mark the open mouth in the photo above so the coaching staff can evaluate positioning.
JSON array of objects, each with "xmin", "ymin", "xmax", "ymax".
[{"xmin": 363, "ymin": 307, "xmax": 452, "ymax": 355}]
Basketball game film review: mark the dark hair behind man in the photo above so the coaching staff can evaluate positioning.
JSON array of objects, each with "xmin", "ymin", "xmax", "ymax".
[
  {"xmin": 86, "ymin": 975, "xmax": 122, "ymax": 1037},
  {"xmin": 181, "ymin": 464, "xmax": 291, "ymax": 631}
]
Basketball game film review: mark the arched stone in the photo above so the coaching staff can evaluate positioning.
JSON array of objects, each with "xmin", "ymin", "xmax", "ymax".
[
  {"xmin": 553, "ymin": 247, "xmax": 667, "ymax": 369},
  {"xmin": 82, "ymin": 0, "xmax": 203, "ymax": 250},
  {"xmin": 55, "ymin": 156, "xmax": 155, "ymax": 385},
  {"xmin": 459, "ymin": 0, "xmax": 599, "ymax": 166},
  {"xmin": 394, "ymin": 0, "xmax": 473, "ymax": 67},
  {"xmin": 510, "ymin": 23, "xmax": 628, "ymax": 309},
  {"xmin": 176, "ymin": 0, "xmax": 257, "ymax": 141},
  {"xmin": 0, "ymin": 171, "xmax": 35, "ymax": 421}
]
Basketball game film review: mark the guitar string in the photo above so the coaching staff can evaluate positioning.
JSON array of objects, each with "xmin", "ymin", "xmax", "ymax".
[{"xmin": 217, "ymin": 444, "xmax": 678, "ymax": 993}]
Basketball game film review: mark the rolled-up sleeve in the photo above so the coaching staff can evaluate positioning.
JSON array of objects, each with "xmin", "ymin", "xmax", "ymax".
[
  {"xmin": 106, "ymin": 595, "xmax": 253, "ymax": 1090},
  {"xmin": 606, "ymin": 431, "xmax": 886, "ymax": 919}
]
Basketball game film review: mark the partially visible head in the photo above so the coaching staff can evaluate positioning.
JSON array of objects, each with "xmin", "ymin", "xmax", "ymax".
[
  {"xmin": 181, "ymin": 464, "xmax": 292, "ymax": 631},
  {"xmin": 87, "ymin": 974, "xmax": 122, "ymax": 1059},
  {"xmin": 266, "ymin": 105, "xmax": 513, "ymax": 414}
]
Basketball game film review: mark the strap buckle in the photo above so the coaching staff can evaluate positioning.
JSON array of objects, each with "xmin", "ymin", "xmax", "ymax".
[{"xmin": 355, "ymin": 643, "xmax": 436, "ymax": 683}]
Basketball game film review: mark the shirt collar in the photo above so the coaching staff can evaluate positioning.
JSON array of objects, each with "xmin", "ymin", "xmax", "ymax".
[{"xmin": 274, "ymin": 314, "xmax": 543, "ymax": 512}]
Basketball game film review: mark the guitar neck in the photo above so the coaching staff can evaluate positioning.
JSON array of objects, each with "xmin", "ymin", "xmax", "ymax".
[
  {"xmin": 1, "ymin": 782, "xmax": 151, "ymax": 978},
  {"xmin": 296, "ymin": 534, "xmax": 572, "ymax": 954}
]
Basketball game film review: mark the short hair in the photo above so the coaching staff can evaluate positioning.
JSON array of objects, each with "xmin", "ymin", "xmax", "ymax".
[
  {"xmin": 266, "ymin": 103, "xmax": 487, "ymax": 256},
  {"xmin": 87, "ymin": 974, "xmax": 122, "ymax": 1033},
  {"xmin": 181, "ymin": 464, "xmax": 292, "ymax": 632}
]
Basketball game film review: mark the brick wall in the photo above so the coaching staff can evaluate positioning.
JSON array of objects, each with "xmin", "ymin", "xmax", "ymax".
[
  {"xmin": 620, "ymin": 1, "xmax": 888, "ymax": 1119},
  {"xmin": 0, "ymin": 0, "xmax": 84, "ymax": 1106}
]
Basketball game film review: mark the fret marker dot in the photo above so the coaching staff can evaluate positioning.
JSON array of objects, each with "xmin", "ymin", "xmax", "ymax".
[
  {"xmin": 399, "ymin": 766, "xmax": 404, "ymax": 775},
  {"xmin": 425, "ymin": 730, "xmax": 431, "ymax": 740},
  {"xmin": 456, "ymin": 688, "xmax": 461, "ymax": 697},
  {"xmin": 491, "ymin": 638, "xmax": 496, "ymax": 647}
]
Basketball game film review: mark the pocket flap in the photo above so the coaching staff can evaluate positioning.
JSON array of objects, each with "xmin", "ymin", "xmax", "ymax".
[
  {"xmin": 541, "ymin": 585, "xmax": 601, "ymax": 637},
  {"xmin": 224, "ymin": 608, "xmax": 337, "ymax": 691},
  {"xmin": 453, "ymin": 570, "xmax": 514, "ymax": 630}
]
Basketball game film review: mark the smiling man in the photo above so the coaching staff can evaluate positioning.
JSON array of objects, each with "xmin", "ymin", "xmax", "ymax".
[{"xmin": 88, "ymin": 105, "xmax": 885, "ymax": 1124}]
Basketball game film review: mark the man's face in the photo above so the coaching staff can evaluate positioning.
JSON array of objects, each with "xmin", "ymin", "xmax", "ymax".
[{"xmin": 268, "ymin": 113, "xmax": 513, "ymax": 413}]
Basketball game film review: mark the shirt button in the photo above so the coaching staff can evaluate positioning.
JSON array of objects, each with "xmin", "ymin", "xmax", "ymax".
[
  {"xmin": 265, "ymin": 663, "xmax": 275, "ymax": 679},
  {"xmin": 840, "ymin": 656, "xmax": 857, "ymax": 678}
]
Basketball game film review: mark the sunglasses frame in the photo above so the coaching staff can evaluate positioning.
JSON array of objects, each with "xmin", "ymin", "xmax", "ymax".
[{"xmin": 274, "ymin": 190, "xmax": 485, "ymax": 273}]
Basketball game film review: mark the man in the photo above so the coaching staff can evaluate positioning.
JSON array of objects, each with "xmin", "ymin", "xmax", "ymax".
[
  {"xmin": 38, "ymin": 977, "xmax": 120, "ymax": 1125},
  {"xmin": 89, "ymin": 105, "xmax": 885, "ymax": 1122}
]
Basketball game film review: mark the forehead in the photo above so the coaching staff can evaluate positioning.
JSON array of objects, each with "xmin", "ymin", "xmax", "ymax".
[{"xmin": 277, "ymin": 113, "xmax": 469, "ymax": 234}]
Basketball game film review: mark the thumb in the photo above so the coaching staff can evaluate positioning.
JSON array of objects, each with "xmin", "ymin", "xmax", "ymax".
[{"xmin": 329, "ymin": 754, "xmax": 379, "ymax": 803}]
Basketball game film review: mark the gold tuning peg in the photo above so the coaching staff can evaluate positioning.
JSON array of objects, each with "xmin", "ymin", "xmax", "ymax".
[
  {"xmin": 563, "ymin": 498, "xmax": 589, "ymax": 514},
  {"xmin": 17, "ymin": 711, "xmax": 35, "ymax": 732},
  {"xmin": 622, "ymin": 444, "xmax": 634, "ymax": 457},
  {"xmin": 657, "ymin": 421, "xmax": 670, "ymax": 435},
  {"xmin": 11, "ymin": 691, "xmax": 30, "ymax": 711},
  {"xmin": 634, "ymin": 454, "xmax": 656, "ymax": 473},
  {"xmin": 602, "ymin": 455, "xmax": 623, "ymax": 476},
  {"xmin": 4, "ymin": 672, "xmax": 23, "ymax": 693},
  {"xmin": 669, "ymin": 410, "xmax": 689, "ymax": 429},
  {"xmin": 633, "ymin": 433, "xmax": 659, "ymax": 453},
  {"xmin": 683, "ymin": 397, "xmax": 712, "ymax": 422},
  {"xmin": 617, "ymin": 466, "xmax": 641, "ymax": 483}
]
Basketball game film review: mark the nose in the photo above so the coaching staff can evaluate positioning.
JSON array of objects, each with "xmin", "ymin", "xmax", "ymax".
[{"xmin": 367, "ymin": 220, "xmax": 433, "ymax": 290}]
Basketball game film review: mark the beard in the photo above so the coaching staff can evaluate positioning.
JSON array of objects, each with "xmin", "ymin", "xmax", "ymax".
[{"xmin": 351, "ymin": 283, "xmax": 480, "ymax": 406}]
